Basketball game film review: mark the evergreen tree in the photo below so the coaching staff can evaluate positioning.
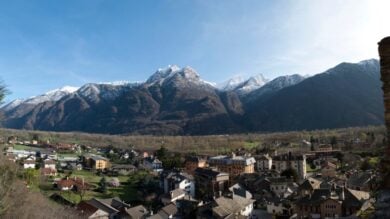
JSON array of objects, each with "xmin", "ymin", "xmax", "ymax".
[
  {"xmin": 330, "ymin": 136, "xmax": 337, "ymax": 147},
  {"xmin": 99, "ymin": 177, "xmax": 107, "ymax": 193}
]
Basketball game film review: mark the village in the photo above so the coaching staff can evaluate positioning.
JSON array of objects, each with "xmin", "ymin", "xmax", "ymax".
[{"xmin": 1, "ymin": 132, "xmax": 381, "ymax": 219}]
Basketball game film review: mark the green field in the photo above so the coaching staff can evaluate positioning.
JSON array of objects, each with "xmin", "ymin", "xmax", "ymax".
[{"xmin": 39, "ymin": 170, "xmax": 150, "ymax": 204}]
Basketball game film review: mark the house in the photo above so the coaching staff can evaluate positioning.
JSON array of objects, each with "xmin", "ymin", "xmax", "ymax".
[
  {"xmin": 147, "ymin": 203, "xmax": 178, "ymax": 219},
  {"xmin": 44, "ymin": 159, "xmax": 56, "ymax": 169},
  {"xmin": 161, "ymin": 188, "xmax": 186, "ymax": 205},
  {"xmin": 83, "ymin": 154, "xmax": 110, "ymax": 170},
  {"xmin": 269, "ymin": 177, "xmax": 296, "ymax": 197},
  {"xmin": 313, "ymin": 157, "xmax": 338, "ymax": 168},
  {"xmin": 23, "ymin": 157, "xmax": 36, "ymax": 169},
  {"xmin": 124, "ymin": 205, "xmax": 149, "ymax": 219},
  {"xmin": 272, "ymin": 153, "xmax": 307, "ymax": 179},
  {"xmin": 347, "ymin": 171, "xmax": 374, "ymax": 192},
  {"xmin": 266, "ymin": 197, "xmax": 293, "ymax": 217},
  {"xmin": 255, "ymin": 154, "xmax": 272, "ymax": 171},
  {"xmin": 143, "ymin": 157, "xmax": 163, "ymax": 173},
  {"xmin": 212, "ymin": 195, "xmax": 255, "ymax": 218},
  {"xmin": 175, "ymin": 195, "xmax": 202, "ymax": 218},
  {"xmin": 317, "ymin": 144, "xmax": 333, "ymax": 152},
  {"xmin": 321, "ymin": 161, "xmax": 337, "ymax": 178},
  {"xmin": 6, "ymin": 154, "xmax": 17, "ymax": 162},
  {"xmin": 41, "ymin": 168, "xmax": 57, "ymax": 176},
  {"xmin": 56, "ymin": 177, "xmax": 89, "ymax": 191},
  {"xmin": 194, "ymin": 168, "xmax": 229, "ymax": 200},
  {"xmin": 57, "ymin": 178, "xmax": 75, "ymax": 191},
  {"xmin": 229, "ymin": 183, "xmax": 253, "ymax": 199},
  {"xmin": 53, "ymin": 143, "xmax": 76, "ymax": 151},
  {"xmin": 295, "ymin": 185, "xmax": 370, "ymax": 218},
  {"xmin": 7, "ymin": 136, "xmax": 17, "ymax": 144},
  {"xmin": 77, "ymin": 197, "xmax": 130, "ymax": 219},
  {"xmin": 208, "ymin": 153, "xmax": 256, "ymax": 177},
  {"xmin": 162, "ymin": 171, "xmax": 195, "ymax": 197},
  {"xmin": 184, "ymin": 156, "xmax": 207, "ymax": 174},
  {"xmin": 298, "ymin": 177, "xmax": 322, "ymax": 197},
  {"xmin": 110, "ymin": 164, "xmax": 137, "ymax": 176}
]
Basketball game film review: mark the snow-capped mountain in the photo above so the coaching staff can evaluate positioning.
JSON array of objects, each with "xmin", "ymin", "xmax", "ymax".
[
  {"xmin": 1, "ymin": 99, "xmax": 25, "ymax": 111},
  {"xmin": 265, "ymin": 74, "xmax": 306, "ymax": 90},
  {"xmin": 24, "ymin": 86, "xmax": 79, "ymax": 105},
  {"xmin": 76, "ymin": 82, "xmax": 139, "ymax": 103},
  {"xmin": 233, "ymin": 74, "xmax": 269, "ymax": 94},
  {"xmin": 0, "ymin": 59, "xmax": 383, "ymax": 135},
  {"xmin": 218, "ymin": 74, "xmax": 270, "ymax": 94},
  {"xmin": 217, "ymin": 76, "xmax": 245, "ymax": 91},
  {"xmin": 146, "ymin": 65, "xmax": 216, "ymax": 90},
  {"xmin": 357, "ymin": 59, "xmax": 380, "ymax": 75},
  {"xmin": 2, "ymin": 86, "xmax": 79, "ymax": 111},
  {"xmin": 245, "ymin": 74, "xmax": 306, "ymax": 101}
]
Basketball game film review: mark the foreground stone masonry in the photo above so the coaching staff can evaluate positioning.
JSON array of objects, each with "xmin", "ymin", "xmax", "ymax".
[
  {"xmin": 373, "ymin": 36, "xmax": 390, "ymax": 219},
  {"xmin": 379, "ymin": 36, "xmax": 390, "ymax": 188}
]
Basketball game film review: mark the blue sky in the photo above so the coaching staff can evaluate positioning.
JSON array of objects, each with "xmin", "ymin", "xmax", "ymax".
[{"xmin": 1, "ymin": 0, "xmax": 390, "ymax": 101}]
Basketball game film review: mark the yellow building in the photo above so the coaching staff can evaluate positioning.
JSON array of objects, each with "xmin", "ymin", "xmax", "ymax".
[
  {"xmin": 208, "ymin": 153, "xmax": 256, "ymax": 177},
  {"xmin": 83, "ymin": 154, "xmax": 110, "ymax": 170}
]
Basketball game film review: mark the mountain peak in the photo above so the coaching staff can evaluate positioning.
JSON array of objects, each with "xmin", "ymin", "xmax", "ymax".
[
  {"xmin": 45, "ymin": 86, "xmax": 79, "ymax": 95},
  {"xmin": 217, "ymin": 76, "xmax": 245, "ymax": 91},
  {"xmin": 146, "ymin": 65, "xmax": 203, "ymax": 86},
  {"xmin": 234, "ymin": 73, "xmax": 270, "ymax": 94},
  {"xmin": 358, "ymin": 58, "xmax": 379, "ymax": 66}
]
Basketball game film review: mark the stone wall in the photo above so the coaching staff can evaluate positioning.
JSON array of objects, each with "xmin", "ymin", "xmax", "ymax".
[{"xmin": 379, "ymin": 36, "xmax": 390, "ymax": 188}]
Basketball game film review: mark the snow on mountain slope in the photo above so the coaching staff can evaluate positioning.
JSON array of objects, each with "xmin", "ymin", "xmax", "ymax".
[
  {"xmin": 146, "ymin": 65, "xmax": 214, "ymax": 89},
  {"xmin": 76, "ymin": 82, "xmax": 140, "ymax": 102},
  {"xmin": 23, "ymin": 86, "xmax": 79, "ymax": 105},
  {"xmin": 233, "ymin": 74, "xmax": 270, "ymax": 94},
  {"xmin": 217, "ymin": 76, "xmax": 245, "ymax": 91},
  {"xmin": 1, "ymin": 99, "xmax": 25, "ymax": 111}
]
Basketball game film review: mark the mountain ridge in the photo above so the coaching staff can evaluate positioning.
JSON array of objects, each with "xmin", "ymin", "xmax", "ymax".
[{"xmin": 1, "ymin": 59, "xmax": 383, "ymax": 135}]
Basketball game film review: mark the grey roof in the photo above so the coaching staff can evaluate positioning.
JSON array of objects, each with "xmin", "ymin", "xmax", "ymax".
[
  {"xmin": 299, "ymin": 177, "xmax": 322, "ymax": 191},
  {"xmin": 229, "ymin": 183, "xmax": 253, "ymax": 199},
  {"xmin": 273, "ymin": 153, "xmax": 305, "ymax": 161},
  {"xmin": 85, "ymin": 198, "xmax": 119, "ymax": 215},
  {"xmin": 185, "ymin": 156, "xmax": 206, "ymax": 162},
  {"xmin": 99, "ymin": 197, "xmax": 130, "ymax": 209},
  {"xmin": 111, "ymin": 164, "xmax": 136, "ymax": 170},
  {"xmin": 165, "ymin": 171, "xmax": 194, "ymax": 182},
  {"xmin": 126, "ymin": 205, "xmax": 149, "ymax": 219},
  {"xmin": 84, "ymin": 154, "xmax": 109, "ymax": 161},
  {"xmin": 347, "ymin": 172, "xmax": 373, "ymax": 187},
  {"xmin": 169, "ymin": 188, "xmax": 185, "ymax": 199},
  {"xmin": 295, "ymin": 187, "xmax": 369, "ymax": 207},
  {"xmin": 269, "ymin": 177, "xmax": 293, "ymax": 184},
  {"xmin": 209, "ymin": 155, "xmax": 256, "ymax": 166},
  {"xmin": 161, "ymin": 203, "xmax": 178, "ymax": 216},
  {"xmin": 148, "ymin": 203, "xmax": 178, "ymax": 219},
  {"xmin": 213, "ymin": 196, "xmax": 255, "ymax": 217},
  {"xmin": 194, "ymin": 168, "xmax": 229, "ymax": 178},
  {"xmin": 144, "ymin": 157, "xmax": 162, "ymax": 164}
]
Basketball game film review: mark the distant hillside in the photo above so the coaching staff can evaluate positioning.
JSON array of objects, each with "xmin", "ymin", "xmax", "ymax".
[{"xmin": 0, "ymin": 59, "xmax": 384, "ymax": 135}]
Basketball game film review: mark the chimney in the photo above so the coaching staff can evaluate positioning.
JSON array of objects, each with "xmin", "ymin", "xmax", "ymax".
[
  {"xmin": 340, "ymin": 186, "xmax": 345, "ymax": 201},
  {"xmin": 379, "ymin": 36, "xmax": 390, "ymax": 188}
]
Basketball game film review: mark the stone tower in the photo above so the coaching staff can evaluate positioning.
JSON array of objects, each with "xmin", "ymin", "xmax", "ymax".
[{"xmin": 379, "ymin": 36, "xmax": 390, "ymax": 188}]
